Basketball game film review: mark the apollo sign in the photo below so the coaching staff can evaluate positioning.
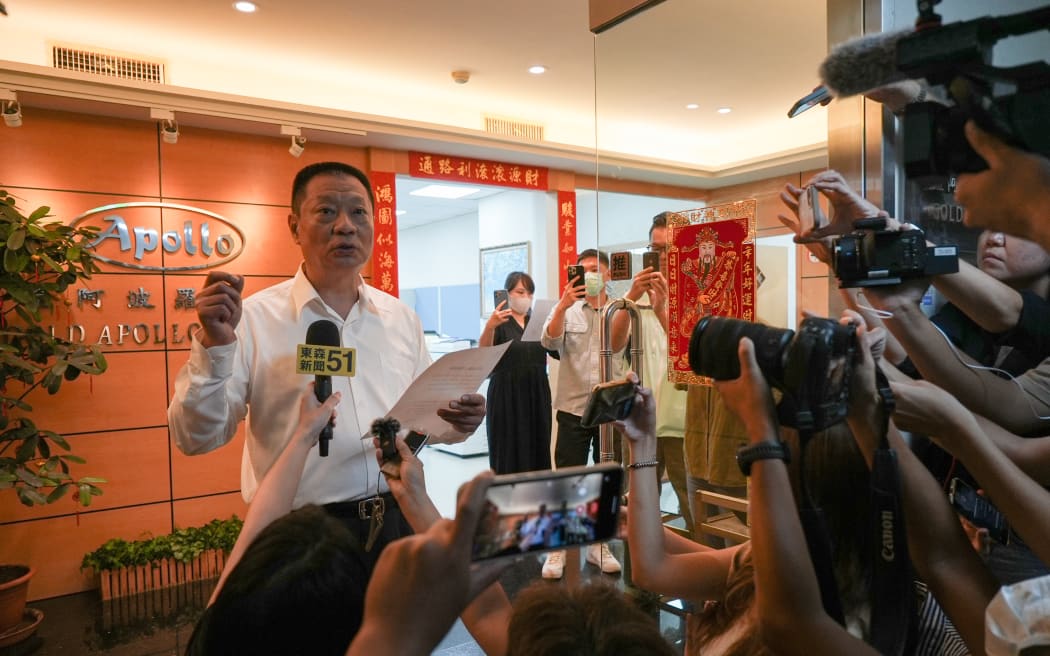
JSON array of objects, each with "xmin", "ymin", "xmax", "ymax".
[{"xmin": 70, "ymin": 202, "xmax": 245, "ymax": 271}]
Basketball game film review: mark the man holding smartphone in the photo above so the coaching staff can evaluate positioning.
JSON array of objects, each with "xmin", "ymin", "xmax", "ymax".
[
  {"xmin": 540, "ymin": 248, "xmax": 627, "ymax": 579},
  {"xmin": 610, "ymin": 212, "xmax": 692, "ymax": 537}
]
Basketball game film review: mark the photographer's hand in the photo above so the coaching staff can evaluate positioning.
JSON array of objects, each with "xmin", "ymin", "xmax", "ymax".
[
  {"xmin": 713, "ymin": 338, "xmax": 778, "ymax": 443},
  {"xmin": 613, "ymin": 371, "xmax": 656, "ymax": 459},
  {"xmin": 956, "ymin": 121, "xmax": 1050, "ymax": 252},
  {"xmin": 375, "ymin": 433, "xmax": 440, "ymax": 530},
  {"xmin": 781, "ymin": 170, "xmax": 888, "ymax": 243}
]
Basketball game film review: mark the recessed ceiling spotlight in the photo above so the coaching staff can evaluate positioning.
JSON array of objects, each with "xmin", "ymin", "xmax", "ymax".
[
  {"xmin": 395, "ymin": 210, "xmax": 406, "ymax": 216},
  {"xmin": 717, "ymin": 107, "xmax": 732, "ymax": 114},
  {"xmin": 528, "ymin": 65, "xmax": 547, "ymax": 75},
  {"xmin": 685, "ymin": 103, "xmax": 699, "ymax": 110},
  {"xmin": 233, "ymin": 1, "xmax": 257, "ymax": 13},
  {"xmin": 410, "ymin": 184, "xmax": 480, "ymax": 200}
]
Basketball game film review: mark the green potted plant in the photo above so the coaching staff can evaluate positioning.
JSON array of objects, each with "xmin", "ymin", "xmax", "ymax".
[{"xmin": 0, "ymin": 189, "xmax": 108, "ymax": 638}]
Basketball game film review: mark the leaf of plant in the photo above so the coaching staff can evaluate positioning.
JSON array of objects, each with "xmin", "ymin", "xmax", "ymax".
[
  {"xmin": 6, "ymin": 228, "xmax": 25, "ymax": 250},
  {"xmin": 18, "ymin": 488, "xmax": 48, "ymax": 507},
  {"xmin": 47, "ymin": 483, "xmax": 71, "ymax": 503},
  {"xmin": 28, "ymin": 206, "xmax": 51, "ymax": 221},
  {"xmin": 78, "ymin": 484, "xmax": 91, "ymax": 506},
  {"xmin": 15, "ymin": 434, "xmax": 39, "ymax": 461}
]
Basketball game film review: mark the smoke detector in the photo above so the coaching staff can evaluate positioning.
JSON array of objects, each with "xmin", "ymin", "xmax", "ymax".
[{"xmin": 451, "ymin": 70, "xmax": 471, "ymax": 85}]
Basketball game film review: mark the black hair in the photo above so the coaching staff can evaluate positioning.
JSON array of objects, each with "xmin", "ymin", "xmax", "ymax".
[
  {"xmin": 504, "ymin": 271, "xmax": 536, "ymax": 294},
  {"xmin": 577, "ymin": 248, "xmax": 610, "ymax": 267},
  {"xmin": 290, "ymin": 162, "xmax": 375, "ymax": 214},
  {"xmin": 185, "ymin": 505, "xmax": 370, "ymax": 656},
  {"xmin": 650, "ymin": 212, "xmax": 674, "ymax": 239}
]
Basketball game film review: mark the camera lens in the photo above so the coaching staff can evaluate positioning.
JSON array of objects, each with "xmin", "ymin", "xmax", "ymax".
[
  {"xmin": 688, "ymin": 315, "xmax": 793, "ymax": 381},
  {"xmin": 833, "ymin": 234, "xmax": 861, "ymax": 281}
]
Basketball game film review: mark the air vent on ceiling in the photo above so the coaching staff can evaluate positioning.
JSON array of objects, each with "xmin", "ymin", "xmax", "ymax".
[
  {"xmin": 484, "ymin": 116, "xmax": 544, "ymax": 142},
  {"xmin": 52, "ymin": 46, "xmax": 165, "ymax": 84}
]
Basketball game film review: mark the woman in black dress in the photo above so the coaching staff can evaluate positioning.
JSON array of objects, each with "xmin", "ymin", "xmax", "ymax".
[{"xmin": 479, "ymin": 271, "xmax": 555, "ymax": 474}]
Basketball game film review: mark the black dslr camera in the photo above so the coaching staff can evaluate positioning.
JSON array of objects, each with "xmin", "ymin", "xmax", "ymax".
[
  {"xmin": 897, "ymin": 5, "xmax": 1050, "ymax": 177},
  {"xmin": 689, "ymin": 315, "xmax": 857, "ymax": 431},
  {"xmin": 831, "ymin": 217, "xmax": 958, "ymax": 288}
]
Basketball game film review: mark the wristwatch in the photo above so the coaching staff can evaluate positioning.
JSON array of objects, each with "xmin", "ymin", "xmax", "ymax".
[{"xmin": 736, "ymin": 441, "xmax": 790, "ymax": 476}]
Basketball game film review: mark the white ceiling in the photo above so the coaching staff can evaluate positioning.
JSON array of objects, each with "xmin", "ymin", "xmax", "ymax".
[{"xmin": 0, "ymin": 0, "xmax": 830, "ymax": 223}]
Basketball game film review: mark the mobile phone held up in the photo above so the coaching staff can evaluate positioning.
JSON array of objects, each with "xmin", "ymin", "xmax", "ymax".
[
  {"xmin": 642, "ymin": 250, "xmax": 660, "ymax": 273},
  {"xmin": 493, "ymin": 289, "xmax": 509, "ymax": 310},
  {"xmin": 471, "ymin": 463, "xmax": 622, "ymax": 562},
  {"xmin": 949, "ymin": 477, "xmax": 1011, "ymax": 545},
  {"xmin": 566, "ymin": 264, "xmax": 585, "ymax": 287},
  {"xmin": 580, "ymin": 378, "xmax": 638, "ymax": 428}
]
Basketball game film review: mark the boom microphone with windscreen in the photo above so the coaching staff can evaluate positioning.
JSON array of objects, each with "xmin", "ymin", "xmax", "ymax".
[{"xmin": 305, "ymin": 319, "xmax": 340, "ymax": 457}]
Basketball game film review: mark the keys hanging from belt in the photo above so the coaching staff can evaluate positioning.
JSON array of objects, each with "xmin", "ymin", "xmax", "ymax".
[{"xmin": 361, "ymin": 495, "xmax": 386, "ymax": 552}]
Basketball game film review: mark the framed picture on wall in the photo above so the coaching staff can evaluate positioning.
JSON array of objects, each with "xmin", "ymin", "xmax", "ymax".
[{"xmin": 480, "ymin": 242, "xmax": 530, "ymax": 316}]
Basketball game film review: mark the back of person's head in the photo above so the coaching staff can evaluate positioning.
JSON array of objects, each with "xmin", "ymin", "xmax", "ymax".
[
  {"xmin": 507, "ymin": 581, "xmax": 674, "ymax": 656},
  {"xmin": 290, "ymin": 161, "xmax": 375, "ymax": 214},
  {"xmin": 185, "ymin": 505, "xmax": 370, "ymax": 656},
  {"xmin": 504, "ymin": 271, "xmax": 536, "ymax": 294},
  {"xmin": 577, "ymin": 248, "xmax": 610, "ymax": 268}
]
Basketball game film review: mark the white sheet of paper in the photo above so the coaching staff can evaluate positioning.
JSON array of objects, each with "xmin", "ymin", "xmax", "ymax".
[
  {"xmin": 386, "ymin": 342, "xmax": 511, "ymax": 436},
  {"xmin": 521, "ymin": 299, "xmax": 557, "ymax": 341}
]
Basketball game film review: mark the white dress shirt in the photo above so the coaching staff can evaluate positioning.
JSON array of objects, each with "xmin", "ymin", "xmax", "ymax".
[
  {"xmin": 541, "ymin": 299, "xmax": 626, "ymax": 417},
  {"xmin": 169, "ymin": 267, "xmax": 432, "ymax": 507}
]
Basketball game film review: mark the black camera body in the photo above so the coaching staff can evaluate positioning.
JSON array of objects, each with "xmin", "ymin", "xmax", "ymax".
[
  {"xmin": 896, "ymin": 8, "xmax": 1050, "ymax": 177},
  {"xmin": 689, "ymin": 315, "xmax": 857, "ymax": 431},
  {"xmin": 832, "ymin": 218, "xmax": 958, "ymax": 288}
]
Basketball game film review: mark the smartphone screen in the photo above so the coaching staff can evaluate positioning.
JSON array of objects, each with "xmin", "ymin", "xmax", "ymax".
[
  {"xmin": 405, "ymin": 430, "xmax": 429, "ymax": 455},
  {"xmin": 642, "ymin": 251, "xmax": 660, "ymax": 273},
  {"xmin": 493, "ymin": 289, "xmax": 509, "ymax": 309},
  {"xmin": 472, "ymin": 463, "xmax": 622, "ymax": 561}
]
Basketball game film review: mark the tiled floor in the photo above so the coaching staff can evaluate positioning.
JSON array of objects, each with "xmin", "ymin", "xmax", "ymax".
[{"xmin": 5, "ymin": 447, "xmax": 688, "ymax": 655}]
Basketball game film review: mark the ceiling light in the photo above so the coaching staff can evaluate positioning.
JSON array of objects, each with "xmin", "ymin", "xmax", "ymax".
[
  {"xmin": 2, "ymin": 97, "xmax": 22, "ymax": 128},
  {"xmin": 685, "ymin": 103, "xmax": 699, "ymax": 110},
  {"xmin": 717, "ymin": 107, "xmax": 732, "ymax": 114},
  {"xmin": 161, "ymin": 119, "xmax": 179, "ymax": 144},
  {"xmin": 233, "ymin": 1, "xmax": 257, "ymax": 13},
  {"xmin": 395, "ymin": 210, "xmax": 406, "ymax": 216},
  {"xmin": 289, "ymin": 135, "xmax": 306, "ymax": 157},
  {"xmin": 409, "ymin": 184, "xmax": 480, "ymax": 200},
  {"xmin": 528, "ymin": 65, "xmax": 547, "ymax": 75}
]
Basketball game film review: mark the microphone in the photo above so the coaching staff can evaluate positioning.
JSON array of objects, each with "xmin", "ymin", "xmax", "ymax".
[
  {"xmin": 819, "ymin": 29, "xmax": 911, "ymax": 98},
  {"xmin": 305, "ymin": 319, "xmax": 340, "ymax": 457}
]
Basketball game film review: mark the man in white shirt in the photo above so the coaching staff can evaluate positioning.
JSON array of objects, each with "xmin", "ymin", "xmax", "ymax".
[
  {"xmin": 168, "ymin": 162, "xmax": 485, "ymax": 569},
  {"xmin": 540, "ymin": 248, "xmax": 625, "ymax": 578}
]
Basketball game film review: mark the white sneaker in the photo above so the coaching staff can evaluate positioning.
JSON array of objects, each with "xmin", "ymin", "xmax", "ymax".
[
  {"xmin": 586, "ymin": 542, "xmax": 622, "ymax": 574},
  {"xmin": 541, "ymin": 550, "xmax": 566, "ymax": 579}
]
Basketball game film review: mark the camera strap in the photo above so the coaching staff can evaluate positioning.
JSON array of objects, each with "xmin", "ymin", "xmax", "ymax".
[{"xmin": 868, "ymin": 373, "xmax": 918, "ymax": 656}]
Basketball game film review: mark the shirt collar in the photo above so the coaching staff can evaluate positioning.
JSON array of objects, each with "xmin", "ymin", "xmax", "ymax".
[{"xmin": 290, "ymin": 265, "xmax": 377, "ymax": 322}]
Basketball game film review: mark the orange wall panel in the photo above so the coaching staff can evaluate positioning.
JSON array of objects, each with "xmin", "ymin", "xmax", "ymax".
[
  {"xmin": 0, "ymin": 428, "xmax": 171, "ymax": 523},
  {"xmin": 53, "ymin": 273, "xmax": 168, "ymax": 353},
  {"xmin": 0, "ymin": 109, "xmax": 160, "ymax": 197},
  {"xmin": 173, "ymin": 494, "xmax": 248, "ymax": 530},
  {"xmin": 169, "ymin": 422, "xmax": 246, "ymax": 500},
  {"xmin": 158, "ymin": 125, "xmax": 368, "ymax": 205},
  {"xmin": 161, "ymin": 200, "xmax": 301, "ymax": 277},
  {"xmin": 17, "ymin": 351, "xmax": 169, "ymax": 435},
  {"xmin": 0, "ymin": 503, "xmax": 172, "ymax": 601}
]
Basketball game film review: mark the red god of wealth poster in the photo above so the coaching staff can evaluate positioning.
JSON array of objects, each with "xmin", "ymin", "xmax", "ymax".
[{"xmin": 666, "ymin": 200, "xmax": 757, "ymax": 384}]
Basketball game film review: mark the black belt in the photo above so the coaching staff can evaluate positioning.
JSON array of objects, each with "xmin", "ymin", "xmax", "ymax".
[{"xmin": 324, "ymin": 491, "xmax": 398, "ymax": 520}]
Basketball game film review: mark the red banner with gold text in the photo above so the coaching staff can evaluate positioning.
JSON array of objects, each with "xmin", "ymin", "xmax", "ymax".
[
  {"xmin": 371, "ymin": 171, "xmax": 399, "ymax": 296},
  {"xmin": 409, "ymin": 152, "xmax": 549, "ymax": 191},
  {"xmin": 666, "ymin": 201, "xmax": 756, "ymax": 384},
  {"xmin": 557, "ymin": 192, "xmax": 578, "ymax": 286}
]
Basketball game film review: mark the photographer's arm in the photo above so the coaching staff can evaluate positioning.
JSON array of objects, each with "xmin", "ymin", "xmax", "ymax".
[
  {"xmin": 844, "ymin": 324, "xmax": 994, "ymax": 654},
  {"xmin": 973, "ymin": 414, "xmax": 1050, "ymax": 485},
  {"xmin": 716, "ymin": 340, "xmax": 877, "ymax": 656},
  {"xmin": 209, "ymin": 388, "xmax": 340, "ymax": 606},
  {"xmin": 617, "ymin": 374, "xmax": 736, "ymax": 604},
  {"xmin": 380, "ymin": 439, "xmax": 512, "ymax": 656},
  {"xmin": 931, "ymin": 258, "xmax": 1024, "ymax": 334},
  {"xmin": 892, "ymin": 381, "xmax": 1050, "ymax": 567},
  {"xmin": 867, "ymin": 287, "xmax": 1049, "ymax": 435}
]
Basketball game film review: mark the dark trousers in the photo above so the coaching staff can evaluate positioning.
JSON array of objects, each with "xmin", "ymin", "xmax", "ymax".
[
  {"xmin": 555, "ymin": 411, "xmax": 623, "ymax": 468},
  {"xmin": 323, "ymin": 492, "xmax": 414, "ymax": 575}
]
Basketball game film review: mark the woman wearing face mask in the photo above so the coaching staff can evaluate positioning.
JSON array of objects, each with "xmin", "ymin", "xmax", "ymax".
[{"xmin": 479, "ymin": 271, "xmax": 558, "ymax": 474}]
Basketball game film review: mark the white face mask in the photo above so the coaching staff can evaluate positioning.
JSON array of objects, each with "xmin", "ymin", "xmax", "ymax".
[{"xmin": 509, "ymin": 295, "xmax": 532, "ymax": 315}]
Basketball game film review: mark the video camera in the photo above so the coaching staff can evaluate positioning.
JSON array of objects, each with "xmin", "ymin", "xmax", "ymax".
[
  {"xmin": 688, "ymin": 315, "xmax": 857, "ymax": 432},
  {"xmin": 831, "ymin": 217, "xmax": 958, "ymax": 287},
  {"xmin": 898, "ymin": 4, "xmax": 1050, "ymax": 177}
]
